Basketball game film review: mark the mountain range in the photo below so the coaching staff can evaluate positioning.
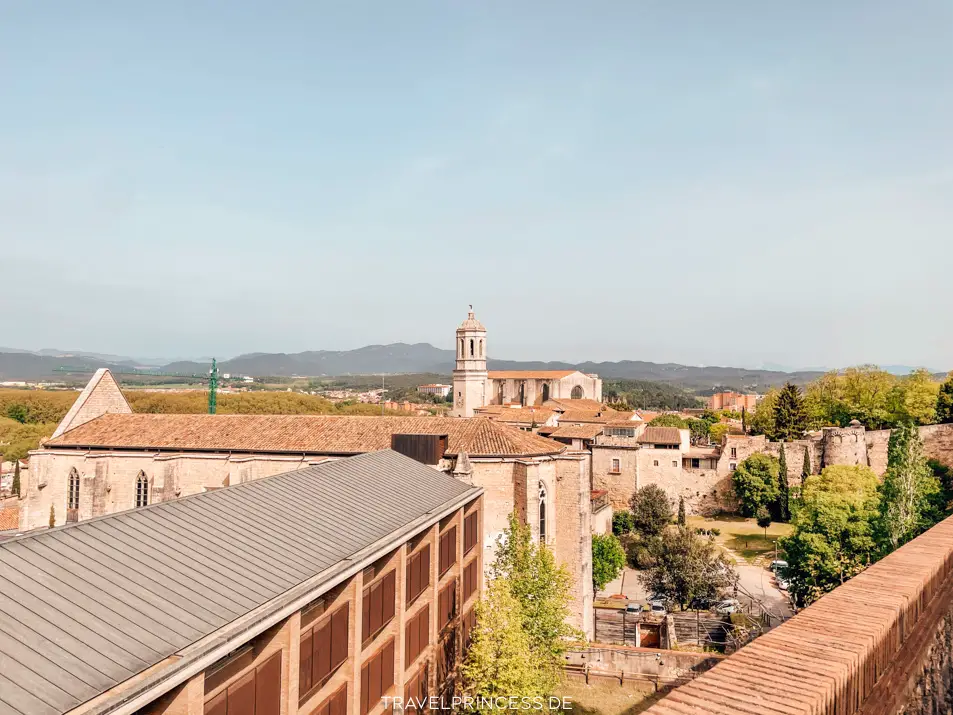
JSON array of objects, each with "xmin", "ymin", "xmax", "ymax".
[{"xmin": 0, "ymin": 343, "xmax": 868, "ymax": 392}]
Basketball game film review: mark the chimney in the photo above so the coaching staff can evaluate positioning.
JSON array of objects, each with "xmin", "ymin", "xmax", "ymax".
[{"xmin": 390, "ymin": 434, "xmax": 449, "ymax": 465}]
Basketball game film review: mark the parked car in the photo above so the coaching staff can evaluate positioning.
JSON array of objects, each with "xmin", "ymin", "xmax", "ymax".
[
  {"xmin": 715, "ymin": 599, "xmax": 740, "ymax": 615},
  {"xmin": 688, "ymin": 596, "xmax": 715, "ymax": 610},
  {"xmin": 624, "ymin": 602, "xmax": 641, "ymax": 614},
  {"xmin": 777, "ymin": 579, "xmax": 790, "ymax": 591},
  {"xmin": 769, "ymin": 560, "xmax": 789, "ymax": 573},
  {"xmin": 648, "ymin": 600, "xmax": 667, "ymax": 615}
]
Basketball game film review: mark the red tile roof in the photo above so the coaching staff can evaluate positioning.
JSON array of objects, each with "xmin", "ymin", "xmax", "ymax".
[
  {"xmin": 549, "ymin": 424, "xmax": 605, "ymax": 439},
  {"xmin": 544, "ymin": 398, "xmax": 608, "ymax": 412},
  {"xmin": 46, "ymin": 414, "xmax": 566, "ymax": 458},
  {"xmin": 637, "ymin": 427, "xmax": 682, "ymax": 445}
]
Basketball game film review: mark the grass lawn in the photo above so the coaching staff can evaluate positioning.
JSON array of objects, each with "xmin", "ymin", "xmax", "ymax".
[
  {"xmin": 686, "ymin": 515, "xmax": 793, "ymax": 563},
  {"xmin": 560, "ymin": 677, "xmax": 662, "ymax": 715}
]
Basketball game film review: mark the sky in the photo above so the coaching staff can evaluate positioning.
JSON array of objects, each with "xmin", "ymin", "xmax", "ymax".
[{"xmin": 2, "ymin": 1, "xmax": 951, "ymax": 370}]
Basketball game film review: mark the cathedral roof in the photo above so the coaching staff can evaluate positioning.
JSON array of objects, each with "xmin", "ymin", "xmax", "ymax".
[
  {"xmin": 457, "ymin": 309, "xmax": 485, "ymax": 332},
  {"xmin": 46, "ymin": 413, "xmax": 566, "ymax": 459},
  {"xmin": 487, "ymin": 370, "xmax": 578, "ymax": 380}
]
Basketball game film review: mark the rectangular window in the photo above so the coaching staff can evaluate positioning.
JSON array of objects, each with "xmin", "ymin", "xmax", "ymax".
[
  {"xmin": 462, "ymin": 609, "xmax": 477, "ymax": 654},
  {"xmin": 299, "ymin": 602, "xmax": 350, "ymax": 704},
  {"xmin": 439, "ymin": 526, "xmax": 457, "ymax": 576},
  {"xmin": 404, "ymin": 664, "xmax": 430, "ymax": 713},
  {"xmin": 404, "ymin": 604, "xmax": 430, "ymax": 669},
  {"xmin": 691, "ymin": 458, "xmax": 700, "ymax": 469},
  {"xmin": 305, "ymin": 684, "xmax": 347, "ymax": 715},
  {"xmin": 653, "ymin": 460, "xmax": 659, "ymax": 467},
  {"xmin": 437, "ymin": 632, "xmax": 457, "ymax": 686},
  {"xmin": 730, "ymin": 447, "xmax": 737, "ymax": 459},
  {"xmin": 406, "ymin": 545, "xmax": 431, "ymax": 606},
  {"xmin": 438, "ymin": 579, "xmax": 458, "ymax": 631},
  {"xmin": 463, "ymin": 512, "xmax": 479, "ymax": 555},
  {"xmin": 673, "ymin": 461, "xmax": 678, "ymax": 468},
  {"xmin": 610, "ymin": 458, "xmax": 621, "ymax": 473},
  {"xmin": 730, "ymin": 462, "xmax": 737, "ymax": 471},
  {"xmin": 360, "ymin": 639, "xmax": 395, "ymax": 715},
  {"xmin": 362, "ymin": 570, "xmax": 396, "ymax": 647},
  {"xmin": 204, "ymin": 650, "xmax": 281, "ymax": 715},
  {"xmin": 463, "ymin": 560, "xmax": 478, "ymax": 603}
]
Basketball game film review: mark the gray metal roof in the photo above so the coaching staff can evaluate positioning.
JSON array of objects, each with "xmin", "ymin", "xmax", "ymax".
[{"xmin": 0, "ymin": 450, "xmax": 479, "ymax": 715}]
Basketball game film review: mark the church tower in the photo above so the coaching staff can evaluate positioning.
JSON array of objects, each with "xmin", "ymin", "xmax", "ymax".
[{"xmin": 451, "ymin": 307, "xmax": 488, "ymax": 417}]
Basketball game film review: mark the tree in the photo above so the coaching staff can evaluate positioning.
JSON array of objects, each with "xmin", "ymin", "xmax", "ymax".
[
  {"xmin": 887, "ymin": 369, "xmax": 939, "ymax": 426},
  {"xmin": 639, "ymin": 527, "xmax": 736, "ymax": 609},
  {"xmin": 591, "ymin": 534, "xmax": 626, "ymax": 592},
  {"xmin": 462, "ymin": 576, "xmax": 542, "ymax": 699},
  {"xmin": 612, "ymin": 510, "xmax": 635, "ymax": 536},
  {"xmin": 747, "ymin": 389, "xmax": 777, "ymax": 438},
  {"xmin": 48, "ymin": 504, "xmax": 55, "ymax": 529},
  {"xmin": 11, "ymin": 460, "xmax": 20, "ymax": 498},
  {"xmin": 489, "ymin": 514, "xmax": 578, "ymax": 691},
  {"xmin": 5, "ymin": 404, "xmax": 28, "ymax": 424},
  {"xmin": 629, "ymin": 485, "xmax": 674, "ymax": 537},
  {"xmin": 780, "ymin": 465, "xmax": 881, "ymax": 606},
  {"xmin": 741, "ymin": 406, "xmax": 747, "ymax": 434},
  {"xmin": 649, "ymin": 414, "xmax": 689, "ymax": 429},
  {"xmin": 709, "ymin": 423, "xmax": 730, "ymax": 445},
  {"xmin": 878, "ymin": 423, "xmax": 939, "ymax": 550},
  {"xmin": 802, "ymin": 447, "xmax": 812, "ymax": 480},
  {"xmin": 777, "ymin": 444, "xmax": 790, "ymax": 522},
  {"xmin": 756, "ymin": 506, "xmax": 772, "ymax": 538},
  {"xmin": 731, "ymin": 454, "xmax": 780, "ymax": 517},
  {"xmin": 773, "ymin": 383, "xmax": 807, "ymax": 441},
  {"xmin": 937, "ymin": 374, "xmax": 953, "ymax": 424},
  {"xmin": 686, "ymin": 418, "xmax": 711, "ymax": 446},
  {"xmin": 677, "ymin": 495, "xmax": 686, "ymax": 526}
]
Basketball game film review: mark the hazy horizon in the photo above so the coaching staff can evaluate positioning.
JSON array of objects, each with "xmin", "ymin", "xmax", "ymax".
[{"xmin": 3, "ymin": 2, "xmax": 951, "ymax": 368}]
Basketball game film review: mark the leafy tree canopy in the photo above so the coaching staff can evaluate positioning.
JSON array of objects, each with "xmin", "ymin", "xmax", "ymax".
[
  {"xmin": 629, "ymin": 484, "xmax": 674, "ymax": 537},
  {"xmin": 774, "ymin": 382, "xmax": 808, "ymax": 441},
  {"xmin": 639, "ymin": 527, "xmax": 736, "ymax": 609},
  {"xmin": 649, "ymin": 414, "xmax": 689, "ymax": 429},
  {"xmin": 731, "ymin": 453, "xmax": 780, "ymax": 517},
  {"xmin": 937, "ymin": 374, "xmax": 953, "ymax": 424},
  {"xmin": 878, "ymin": 422, "xmax": 940, "ymax": 550},
  {"xmin": 591, "ymin": 534, "xmax": 626, "ymax": 592}
]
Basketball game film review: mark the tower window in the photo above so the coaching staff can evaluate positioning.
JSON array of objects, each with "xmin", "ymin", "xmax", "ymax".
[
  {"xmin": 479, "ymin": 340, "xmax": 483, "ymax": 357},
  {"xmin": 469, "ymin": 339, "xmax": 474, "ymax": 357},
  {"xmin": 135, "ymin": 472, "xmax": 149, "ymax": 508}
]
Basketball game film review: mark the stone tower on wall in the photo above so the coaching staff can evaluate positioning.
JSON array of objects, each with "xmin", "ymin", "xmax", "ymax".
[{"xmin": 451, "ymin": 307, "xmax": 488, "ymax": 417}]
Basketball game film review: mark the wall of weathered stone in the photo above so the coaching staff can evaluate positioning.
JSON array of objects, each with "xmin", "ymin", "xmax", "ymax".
[
  {"xmin": 591, "ymin": 446, "xmax": 639, "ymax": 509},
  {"xmin": 899, "ymin": 596, "xmax": 953, "ymax": 715},
  {"xmin": 921, "ymin": 424, "xmax": 953, "ymax": 471}
]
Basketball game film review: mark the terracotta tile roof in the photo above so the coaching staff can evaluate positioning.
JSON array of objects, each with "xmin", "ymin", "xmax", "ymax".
[
  {"xmin": 543, "ymin": 398, "xmax": 608, "ymax": 412},
  {"xmin": 638, "ymin": 426, "xmax": 682, "ymax": 445},
  {"xmin": 487, "ymin": 370, "xmax": 577, "ymax": 380},
  {"xmin": 0, "ymin": 501, "xmax": 18, "ymax": 531},
  {"xmin": 549, "ymin": 424, "xmax": 605, "ymax": 439},
  {"xmin": 558, "ymin": 410, "xmax": 611, "ymax": 424},
  {"xmin": 46, "ymin": 414, "xmax": 566, "ymax": 458},
  {"xmin": 484, "ymin": 408, "xmax": 556, "ymax": 425}
]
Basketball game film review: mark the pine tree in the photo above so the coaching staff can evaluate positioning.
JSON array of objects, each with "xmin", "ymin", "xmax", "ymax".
[
  {"xmin": 778, "ymin": 444, "xmax": 790, "ymax": 522},
  {"xmin": 677, "ymin": 495, "xmax": 686, "ymax": 526},
  {"xmin": 741, "ymin": 406, "xmax": 747, "ymax": 434},
  {"xmin": 938, "ymin": 374, "xmax": 953, "ymax": 424},
  {"xmin": 462, "ymin": 576, "xmax": 542, "ymax": 699},
  {"xmin": 12, "ymin": 460, "xmax": 20, "ymax": 498},
  {"xmin": 773, "ymin": 382, "xmax": 808, "ymax": 441},
  {"xmin": 48, "ymin": 505, "xmax": 55, "ymax": 529},
  {"xmin": 802, "ymin": 448, "xmax": 812, "ymax": 480}
]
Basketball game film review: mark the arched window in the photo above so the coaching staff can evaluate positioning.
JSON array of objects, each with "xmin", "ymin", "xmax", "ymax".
[
  {"xmin": 538, "ymin": 486, "xmax": 548, "ymax": 545},
  {"xmin": 67, "ymin": 468, "xmax": 80, "ymax": 510},
  {"xmin": 518, "ymin": 382, "xmax": 525, "ymax": 407},
  {"xmin": 135, "ymin": 472, "xmax": 149, "ymax": 508},
  {"xmin": 571, "ymin": 385, "xmax": 584, "ymax": 399},
  {"xmin": 469, "ymin": 338, "xmax": 474, "ymax": 357},
  {"xmin": 479, "ymin": 340, "xmax": 484, "ymax": 357},
  {"xmin": 460, "ymin": 338, "xmax": 464, "ymax": 357}
]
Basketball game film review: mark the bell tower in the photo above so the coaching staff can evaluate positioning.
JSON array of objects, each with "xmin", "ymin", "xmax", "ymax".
[{"xmin": 451, "ymin": 306, "xmax": 488, "ymax": 417}]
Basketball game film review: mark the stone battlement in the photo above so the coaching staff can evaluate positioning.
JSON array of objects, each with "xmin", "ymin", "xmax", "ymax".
[{"xmin": 642, "ymin": 514, "xmax": 953, "ymax": 715}]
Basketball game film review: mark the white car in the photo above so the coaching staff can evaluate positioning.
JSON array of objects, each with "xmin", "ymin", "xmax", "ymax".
[
  {"xmin": 715, "ymin": 599, "xmax": 740, "ymax": 615},
  {"xmin": 777, "ymin": 579, "xmax": 790, "ymax": 591},
  {"xmin": 769, "ymin": 560, "xmax": 789, "ymax": 573}
]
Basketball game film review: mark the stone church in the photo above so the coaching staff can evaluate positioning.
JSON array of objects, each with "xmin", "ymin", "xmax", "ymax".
[{"xmin": 451, "ymin": 308, "xmax": 603, "ymax": 418}]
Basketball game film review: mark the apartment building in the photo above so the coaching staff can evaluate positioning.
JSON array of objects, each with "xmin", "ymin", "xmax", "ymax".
[{"xmin": 0, "ymin": 450, "xmax": 483, "ymax": 715}]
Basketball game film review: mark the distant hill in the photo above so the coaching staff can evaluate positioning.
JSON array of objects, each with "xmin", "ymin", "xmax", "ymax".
[{"xmin": 1, "ymin": 343, "xmax": 945, "ymax": 393}]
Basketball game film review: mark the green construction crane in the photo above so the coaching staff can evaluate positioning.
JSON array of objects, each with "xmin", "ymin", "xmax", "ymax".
[{"xmin": 54, "ymin": 359, "xmax": 221, "ymax": 414}]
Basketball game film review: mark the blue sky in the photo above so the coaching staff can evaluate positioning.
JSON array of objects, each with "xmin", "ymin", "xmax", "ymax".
[{"xmin": 2, "ymin": 1, "xmax": 951, "ymax": 369}]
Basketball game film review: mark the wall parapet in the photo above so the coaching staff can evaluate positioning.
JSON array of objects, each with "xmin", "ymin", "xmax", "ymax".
[{"xmin": 642, "ymin": 514, "xmax": 953, "ymax": 715}]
